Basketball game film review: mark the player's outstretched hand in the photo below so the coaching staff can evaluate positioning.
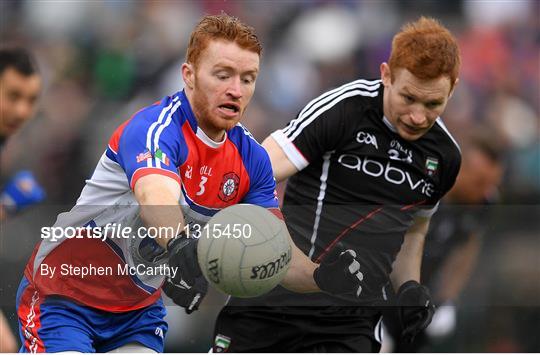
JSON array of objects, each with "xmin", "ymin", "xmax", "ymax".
[
  {"xmin": 0, "ymin": 170, "xmax": 45, "ymax": 213},
  {"xmin": 396, "ymin": 280, "xmax": 436, "ymax": 343},
  {"xmin": 313, "ymin": 247, "xmax": 364, "ymax": 296},
  {"xmin": 164, "ymin": 234, "xmax": 208, "ymax": 313}
]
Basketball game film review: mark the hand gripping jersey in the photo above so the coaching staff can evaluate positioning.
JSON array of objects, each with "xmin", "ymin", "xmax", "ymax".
[
  {"xmin": 249, "ymin": 78, "xmax": 461, "ymax": 306},
  {"xmin": 23, "ymin": 90, "xmax": 278, "ymax": 312}
]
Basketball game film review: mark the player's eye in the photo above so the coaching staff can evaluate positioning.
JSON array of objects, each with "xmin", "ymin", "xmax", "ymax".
[
  {"xmin": 242, "ymin": 76, "xmax": 255, "ymax": 85},
  {"xmin": 402, "ymin": 95, "xmax": 414, "ymax": 104},
  {"xmin": 7, "ymin": 91, "xmax": 21, "ymax": 102},
  {"xmin": 426, "ymin": 101, "xmax": 441, "ymax": 109},
  {"xmin": 216, "ymin": 72, "xmax": 230, "ymax": 80}
]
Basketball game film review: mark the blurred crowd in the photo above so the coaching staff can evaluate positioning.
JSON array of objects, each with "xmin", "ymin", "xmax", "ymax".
[{"xmin": 1, "ymin": 0, "xmax": 538, "ymax": 352}]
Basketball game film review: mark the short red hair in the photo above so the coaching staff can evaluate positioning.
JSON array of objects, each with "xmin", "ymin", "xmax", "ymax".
[
  {"xmin": 186, "ymin": 14, "xmax": 262, "ymax": 68},
  {"xmin": 389, "ymin": 17, "xmax": 460, "ymax": 89}
]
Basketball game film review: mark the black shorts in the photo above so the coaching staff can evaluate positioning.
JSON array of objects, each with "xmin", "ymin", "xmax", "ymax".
[{"xmin": 212, "ymin": 305, "xmax": 383, "ymax": 352}]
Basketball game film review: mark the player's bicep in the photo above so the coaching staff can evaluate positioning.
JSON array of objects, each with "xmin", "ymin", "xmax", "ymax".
[
  {"xmin": 262, "ymin": 135, "xmax": 299, "ymax": 183},
  {"xmin": 134, "ymin": 174, "xmax": 181, "ymax": 206}
]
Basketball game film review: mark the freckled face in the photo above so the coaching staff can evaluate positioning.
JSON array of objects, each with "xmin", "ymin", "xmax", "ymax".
[
  {"xmin": 381, "ymin": 63, "xmax": 455, "ymax": 141},
  {"xmin": 182, "ymin": 40, "xmax": 259, "ymax": 141}
]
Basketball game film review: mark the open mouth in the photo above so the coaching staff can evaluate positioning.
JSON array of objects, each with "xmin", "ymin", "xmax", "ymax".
[{"xmin": 219, "ymin": 103, "xmax": 240, "ymax": 114}]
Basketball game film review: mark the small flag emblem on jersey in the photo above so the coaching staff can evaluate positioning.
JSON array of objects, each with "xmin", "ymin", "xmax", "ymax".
[
  {"xmin": 425, "ymin": 157, "xmax": 439, "ymax": 176},
  {"xmin": 154, "ymin": 149, "xmax": 170, "ymax": 166},
  {"xmin": 214, "ymin": 334, "xmax": 231, "ymax": 352},
  {"xmin": 136, "ymin": 149, "xmax": 152, "ymax": 163}
]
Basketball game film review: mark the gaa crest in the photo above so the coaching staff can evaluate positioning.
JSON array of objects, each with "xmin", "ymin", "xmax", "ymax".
[{"xmin": 219, "ymin": 172, "xmax": 240, "ymax": 202}]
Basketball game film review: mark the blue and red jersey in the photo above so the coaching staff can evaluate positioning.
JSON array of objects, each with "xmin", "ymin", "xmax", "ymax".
[{"xmin": 23, "ymin": 90, "xmax": 278, "ymax": 312}]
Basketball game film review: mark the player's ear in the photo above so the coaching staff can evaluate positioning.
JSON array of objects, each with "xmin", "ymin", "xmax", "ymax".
[
  {"xmin": 448, "ymin": 78, "xmax": 459, "ymax": 99},
  {"xmin": 182, "ymin": 63, "xmax": 195, "ymax": 90},
  {"xmin": 380, "ymin": 63, "xmax": 391, "ymax": 87}
]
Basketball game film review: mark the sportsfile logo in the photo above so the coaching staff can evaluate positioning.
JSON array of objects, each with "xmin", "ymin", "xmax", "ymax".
[{"xmin": 337, "ymin": 154, "xmax": 435, "ymax": 197}]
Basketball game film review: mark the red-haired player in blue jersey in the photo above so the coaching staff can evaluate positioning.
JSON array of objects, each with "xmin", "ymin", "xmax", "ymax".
[{"xmin": 16, "ymin": 14, "xmax": 363, "ymax": 353}]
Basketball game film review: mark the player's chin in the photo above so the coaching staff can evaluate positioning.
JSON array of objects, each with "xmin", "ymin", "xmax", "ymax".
[
  {"xmin": 397, "ymin": 127, "xmax": 425, "ymax": 141},
  {"xmin": 218, "ymin": 116, "xmax": 242, "ymax": 131}
]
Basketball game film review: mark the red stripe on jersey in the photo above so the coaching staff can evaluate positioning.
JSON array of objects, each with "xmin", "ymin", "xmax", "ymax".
[
  {"xmin": 178, "ymin": 122, "xmax": 251, "ymax": 209},
  {"xmin": 109, "ymin": 119, "xmax": 133, "ymax": 153},
  {"xmin": 315, "ymin": 206, "xmax": 384, "ymax": 263},
  {"xmin": 108, "ymin": 102, "xmax": 160, "ymax": 153},
  {"xmin": 29, "ymin": 238, "xmax": 161, "ymax": 312},
  {"xmin": 18, "ymin": 283, "xmax": 45, "ymax": 353},
  {"xmin": 400, "ymin": 199, "xmax": 427, "ymax": 211},
  {"xmin": 130, "ymin": 167, "xmax": 181, "ymax": 190},
  {"xmin": 24, "ymin": 241, "xmax": 41, "ymax": 282}
]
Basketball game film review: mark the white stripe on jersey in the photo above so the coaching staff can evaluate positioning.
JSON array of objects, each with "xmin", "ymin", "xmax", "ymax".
[
  {"xmin": 374, "ymin": 316, "xmax": 384, "ymax": 344},
  {"xmin": 153, "ymin": 99, "xmax": 182, "ymax": 168},
  {"xmin": 289, "ymin": 88, "xmax": 379, "ymax": 142},
  {"xmin": 435, "ymin": 118, "xmax": 461, "ymax": 153},
  {"xmin": 270, "ymin": 130, "xmax": 309, "ymax": 171},
  {"xmin": 308, "ymin": 151, "xmax": 334, "ymax": 259},
  {"xmin": 283, "ymin": 79, "xmax": 381, "ymax": 139},
  {"xmin": 145, "ymin": 96, "xmax": 180, "ymax": 168}
]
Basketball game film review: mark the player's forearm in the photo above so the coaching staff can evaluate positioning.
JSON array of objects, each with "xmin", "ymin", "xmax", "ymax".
[
  {"xmin": 390, "ymin": 218, "xmax": 430, "ymax": 289},
  {"xmin": 134, "ymin": 177, "xmax": 185, "ymax": 249},
  {"xmin": 262, "ymin": 136, "xmax": 299, "ymax": 183},
  {"xmin": 0, "ymin": 311, "xmax": 17, "ymax": 353},
  {"xmin": 435, "ymin": 234, "xmax": 481, "ymax": 302},
  {"xmin": 280, "ymin": 242, "xmax": 319, "ymax": 293}
]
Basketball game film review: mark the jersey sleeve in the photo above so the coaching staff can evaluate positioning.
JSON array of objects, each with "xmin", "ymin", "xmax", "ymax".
[
  {"xmin": 112, "ymin": 109, "xmax": 186, "ymax": 189},
  {"xmin": 414, "ymin": 138, "xmax": 462, "ymax": 219},
  {"xmin": 271, "ymin": 96, "xmax": 348, "ymax": 171},
  {"xmin": 241, "ymin": 146, "xmax": 279, "ymax": 209}
]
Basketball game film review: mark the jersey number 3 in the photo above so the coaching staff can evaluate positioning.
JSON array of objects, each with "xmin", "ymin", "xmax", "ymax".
[{"xmin": 196, "ymin": 176, "xmax": 208, "ymax": 196}]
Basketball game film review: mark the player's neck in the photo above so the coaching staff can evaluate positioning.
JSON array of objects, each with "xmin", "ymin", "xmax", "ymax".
[{"xmin": 198, "ymin": 122, "xmax": 226, "ymax": 144}]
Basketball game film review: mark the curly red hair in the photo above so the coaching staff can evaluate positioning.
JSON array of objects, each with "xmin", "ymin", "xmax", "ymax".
[
  {"xmin": 389, "ymin": 17, "xmax": 460, "ymax": 89},
  {"xmin": 186, "ymin": 14, "xmax": 262, "ymax": 68}
]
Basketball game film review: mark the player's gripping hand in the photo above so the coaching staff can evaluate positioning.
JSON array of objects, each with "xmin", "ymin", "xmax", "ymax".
[
  {"xmin": 163, "ymin": 275, "xmax": 208, "ymax": 314},
  {"xmin": 313, "ymin": 247, "xmax": 364, "ymax": 297},
  {"xmin": 0, "ymin": 171, "xmax": 45, "ymax": 213},
  {"xmin": 396, "ymin": 280, "xmax": 436, "ymax": 343},
  {"xmin": 163, "ymin": 233, "xmax": 208, "ymax": 313}
]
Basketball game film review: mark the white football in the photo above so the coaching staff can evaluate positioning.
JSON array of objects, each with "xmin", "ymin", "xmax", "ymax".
[{"xmin": 197, "ymin": 204, "xmax": 291, "ymax": 298}]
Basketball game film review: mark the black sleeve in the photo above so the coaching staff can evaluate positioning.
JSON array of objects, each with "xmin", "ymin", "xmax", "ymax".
[
  {"xmin": 271, "ymin": 97, "xmax": 349, "ymax": 169},
  {"xmin": 440, "ymin": 148, "xmax": 462, "ymax": 198}
]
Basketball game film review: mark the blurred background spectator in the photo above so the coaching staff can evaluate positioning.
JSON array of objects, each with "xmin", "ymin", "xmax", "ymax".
[{"xmin": 0, "ymin": 0, "xmax": 538, "ymax": 352}]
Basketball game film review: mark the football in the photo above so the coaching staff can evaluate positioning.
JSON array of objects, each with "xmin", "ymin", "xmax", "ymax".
[{"xmin": 197, "ymin": 204, "xmax": 291, "ymax": 298}]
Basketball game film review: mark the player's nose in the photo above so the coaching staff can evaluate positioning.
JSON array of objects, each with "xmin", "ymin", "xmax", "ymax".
[
  {"xmin": 226, "ymin": 77, "xmax": 243, "ymax": 99},
  {"xmin": 14, "ymin": 100, "xmax": 34, "ymax": 123},
  {"xmin": 409, "ymin": 107, "xmax": 427, "ymax": 126}
]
